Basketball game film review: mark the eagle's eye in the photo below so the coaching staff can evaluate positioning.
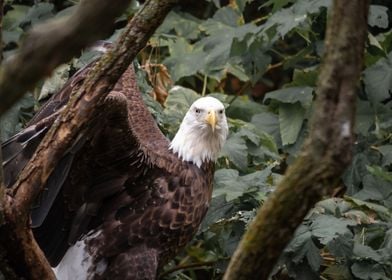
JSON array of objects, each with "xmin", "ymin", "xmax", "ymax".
[
  {"xmin": 195, "ymin": 108, "xmax": 201, "ymax": 114},
  {"xmin": 219, "ymin": 109, "xmax": 224, "ymax": 114}
]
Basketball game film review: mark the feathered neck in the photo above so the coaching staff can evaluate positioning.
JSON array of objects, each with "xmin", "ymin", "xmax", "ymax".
[{"xmin": 169, "ymin": 121, "xmax": 226, "ymax": 168}]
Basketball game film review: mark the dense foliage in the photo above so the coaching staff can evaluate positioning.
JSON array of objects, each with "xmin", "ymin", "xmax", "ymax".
[{"xmin": 1, "ymin": 0, "xmax": 391, "ymax": 279}]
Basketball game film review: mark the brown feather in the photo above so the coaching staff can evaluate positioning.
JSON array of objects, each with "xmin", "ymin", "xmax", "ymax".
[{"xmin": 2, "ymin": 60, "xmax": 215, "ymax": 279}]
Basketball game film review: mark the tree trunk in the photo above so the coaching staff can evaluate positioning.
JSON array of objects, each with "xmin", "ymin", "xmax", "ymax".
[{"xmin": 223, "ymin": 1, "xmax": 370, "ymax": 279}]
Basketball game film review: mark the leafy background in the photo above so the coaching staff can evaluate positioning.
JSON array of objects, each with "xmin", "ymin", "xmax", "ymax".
[{"xmin": 1, "ymin": 0, "xmax": 391, "ymax": 279}]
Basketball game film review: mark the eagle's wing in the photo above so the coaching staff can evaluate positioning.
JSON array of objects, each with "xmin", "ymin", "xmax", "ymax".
[
  {"xmin": 2, "ymin": 64, "xmax": 93, "ymax": 227},
  {"xmin": 2, "ymin": 59, "xmax": 184, "ymax": 266}
]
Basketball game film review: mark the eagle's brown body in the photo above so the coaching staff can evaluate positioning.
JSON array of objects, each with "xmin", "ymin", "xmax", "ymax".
[{"xmin": 2, "ymin": 63, "xmax": 215, "ymax": 279}]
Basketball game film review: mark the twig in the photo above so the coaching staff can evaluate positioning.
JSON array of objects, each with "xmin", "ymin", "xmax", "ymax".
[
  {"xmin": 0, "ymin": 0, "xmax": 132, "ymax": 117},
  {"xmin": 160, "ymin": 261, "xmax": 216, "ymax": 278}
]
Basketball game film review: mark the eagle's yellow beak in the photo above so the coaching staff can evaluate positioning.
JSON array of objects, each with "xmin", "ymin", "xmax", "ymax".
[{"xmin": 205, "ymin": 110, "xmax": 217, "ymax": 132}]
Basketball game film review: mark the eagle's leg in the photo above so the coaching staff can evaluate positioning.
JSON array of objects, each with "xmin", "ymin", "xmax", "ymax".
[{"xmin": 105, "ymin": 246, "xmax": 159, "ymax": 280}]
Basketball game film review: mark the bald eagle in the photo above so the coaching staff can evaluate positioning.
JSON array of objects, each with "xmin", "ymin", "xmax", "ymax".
[{"xmin": 2, "ymin": 61, "xmax": 228, "ymax": 279}]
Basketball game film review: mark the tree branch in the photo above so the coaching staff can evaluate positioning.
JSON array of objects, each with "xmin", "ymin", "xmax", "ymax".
[
  {"xmin": 223, "ymin": 1, "xmax": 370, "ymax": 279},
  {"xmin": 0, "ymin": 0, "xmax": 132, "ymax": 117},
  {"xmin": 0, "ymin": 0, "xmax": 179, "ymax": 278}
]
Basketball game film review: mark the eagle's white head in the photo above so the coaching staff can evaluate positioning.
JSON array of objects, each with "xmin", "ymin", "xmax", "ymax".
[{"xmin": 170, "ymin": 96, "xmax": 228, "ymax": 167}]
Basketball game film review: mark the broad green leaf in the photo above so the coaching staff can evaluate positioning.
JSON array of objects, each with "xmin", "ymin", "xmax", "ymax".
[
  {"xmin": 368, "ymin": 5, "xmax": 389, "ymax": 29},
  {"xmin": 354, "ymin": 174, "xmax": 392, "ymax": 208},
  {"xmin": 213, "ymin": 169, "xmax": 248, "ymax": 201},
  {"xmin": 0, "ymin": 94, "xmax": 35, "ymax": 141},
  {"xmin": 288, "ymin": 69, "xmax": 318, "ymax": 87},
  {"xmin": 22, "ymin": 3, "xmax": 54, "ymax": 26},
  {"xmin": 279, "ymin": 103, "xmax": 305, "ymax": 146},
  {"xmin": 363, "ymin": 51, "xmax": 392, "ymax": 103},
  {"xmin": 366, "ymin": 165, "xmax": 392, "ymax": 182},
  {"xmin": 356, "ymin": 99, "xmax": 375, "ymax": 135},
  {"xmin": 344, "ymin": 197, "xmax": 391, "ymax": 222},
  {"xmin": 261, "ymin": 0, "xmax": 295, "ymax": 13},
  {"xmin": 221, "ymin": 134, "xmax": 248, "ymax": 171},
  {"xmin": 260, "ymin": 0, "xmax": 331, "ymax": 39},
  {"xmin": 163, "ymin": 38, "xmax": 207, "ymax": 82},
  {"xmin": 201, "ymin": 195, "xmax": 235, "ymax": 231},
  {"xmin": 353, "ymin": 243, "xmax": 383, "ymax": 262},
  {"xmin": 3, "ymin": 5, "xmax": 29, "ymax": 29},
  {"xmin": 378, "ymin": 145, "xmax": 392, "ymax": 167},
  {"xmin": 310, "ymin": 215, "xmax": 355, "ymax": 245},
  {"xmin": 226, "ymin": 96, "xmax": 269, "ymax": 122},
  {"xmin": 322, "ymin": 265, "xmax": 352, "ymax": 280},
  {"xmin": 264, "ymin": 86, "xmax": 313, "ymax": 108},
  {"xmin": 326, "ymin": 233, "xmax": 354, "ymax": 258},
  {"xmin": 156, "ymin": 11, "xmax": 201, "ymax": 40},
  {"xmin": 39, "ymin": 64, "xmax": 70, "ymax": 100},
  {"xmin": 351, "ymin": 262, "xmax": 388, "ymax": 280},
  {"xmin": 251, "ymin": 112, "xmax": 281, "ymax": 146}
]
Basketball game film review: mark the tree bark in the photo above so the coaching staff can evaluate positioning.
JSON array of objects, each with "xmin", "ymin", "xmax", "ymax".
[
  {"xmin": 0, "ymin": 0, "xmax": 179, "ymax": 278},
  {"xmin": 0, "ymin": 0, "xmax": 132, "ymax": 117},
  {"xmin": 223, "ymin": 1, "xmax": 370, "ymax": 279}
]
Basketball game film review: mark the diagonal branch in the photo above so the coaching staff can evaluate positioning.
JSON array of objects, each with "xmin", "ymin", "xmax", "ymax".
[
  {"xmin": 0, "ymin": 0, "xmax": 179, "ymax": 278},
  {"xmin": 223, "ymin": 1, "xmax": 370, "ymax": 279},
  {"xmin": 9, "ymin": 0, "xmax": 179, "ymax": 216},
  {"xmin": 0, "ymin": 0, "xmax": 132, "ymax": 117}
]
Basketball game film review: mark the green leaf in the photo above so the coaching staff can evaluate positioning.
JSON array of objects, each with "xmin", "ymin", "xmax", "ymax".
[
  {"xmin": 279, "ymin": 103, "xmax": 305, "ymax": 146},
  {"xmin": 22, "ymin": 3, "xmax": 54, "ymax": 26},
  {"xmin": 363, "ymin": 51, "xmax": 392, "ymax": 103},
  {"xmin": 260, "ymin": 0, "xmax": 331, "ymax": 39},
  {"xmin": 353, "ymin": 243, "xmax": 383, "ymax": 262},
  {"xmin": 251, "ymin": 112, "xmax": 281, "ymax": 146},
  {"xmin": 163, "ymin": 38, "xmax": 207, "ymax": 82},
  {"xmin": 368, "ymin": 5, "xmax": 389, "ymax": 29},
  {"xmin": 351, "ymin": 262, "xmax": 388, "ymax": 280},
  {"xmin": 156, "ymin": 11, "xmax": 201, "ymax": 40},
  {"xmin": 0, "ymin": 94, "xmax": 35, "ymax": 142},
  {"xmin": 310, "ymin": 215, "xmax": 355, "ymax": 245},
  {"xmin": 213, "ymin": 169, "xmax": 248, "ymax": 201},
  {"xmin": 3, "ymin": 5, "xmax": 29, "ymax": 30},
  {"xmin": 366, "ymin": 165, "xmax": 392, "ymax": 182},
  {"xmin": 226, "ymin": 96, "xmax": 269, "ymax": 122},
  {"xmin": 221, "ymin": 134, "xmax": 248, "ymax": 171},
  {"xmin": 201, "ymin": 195, "xmax": 234, "ymax": 231},
  {"xmin": 326, "ymin": 233, "xmax": 354, "ymax": 258},
  {"xmin": 378, "ymin": 145, "xmax": 392, "ymax": 167},
  {"xmin": 354, "ymin": 173, "xmax": 392, "ymax": 208},
  {"xmin": 264, "ymin": 86, "xmax": 313, "ymax": 108},
  {"xmin": 261, "ymin": 0, "xmax": 295, "ymax": 13}
]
